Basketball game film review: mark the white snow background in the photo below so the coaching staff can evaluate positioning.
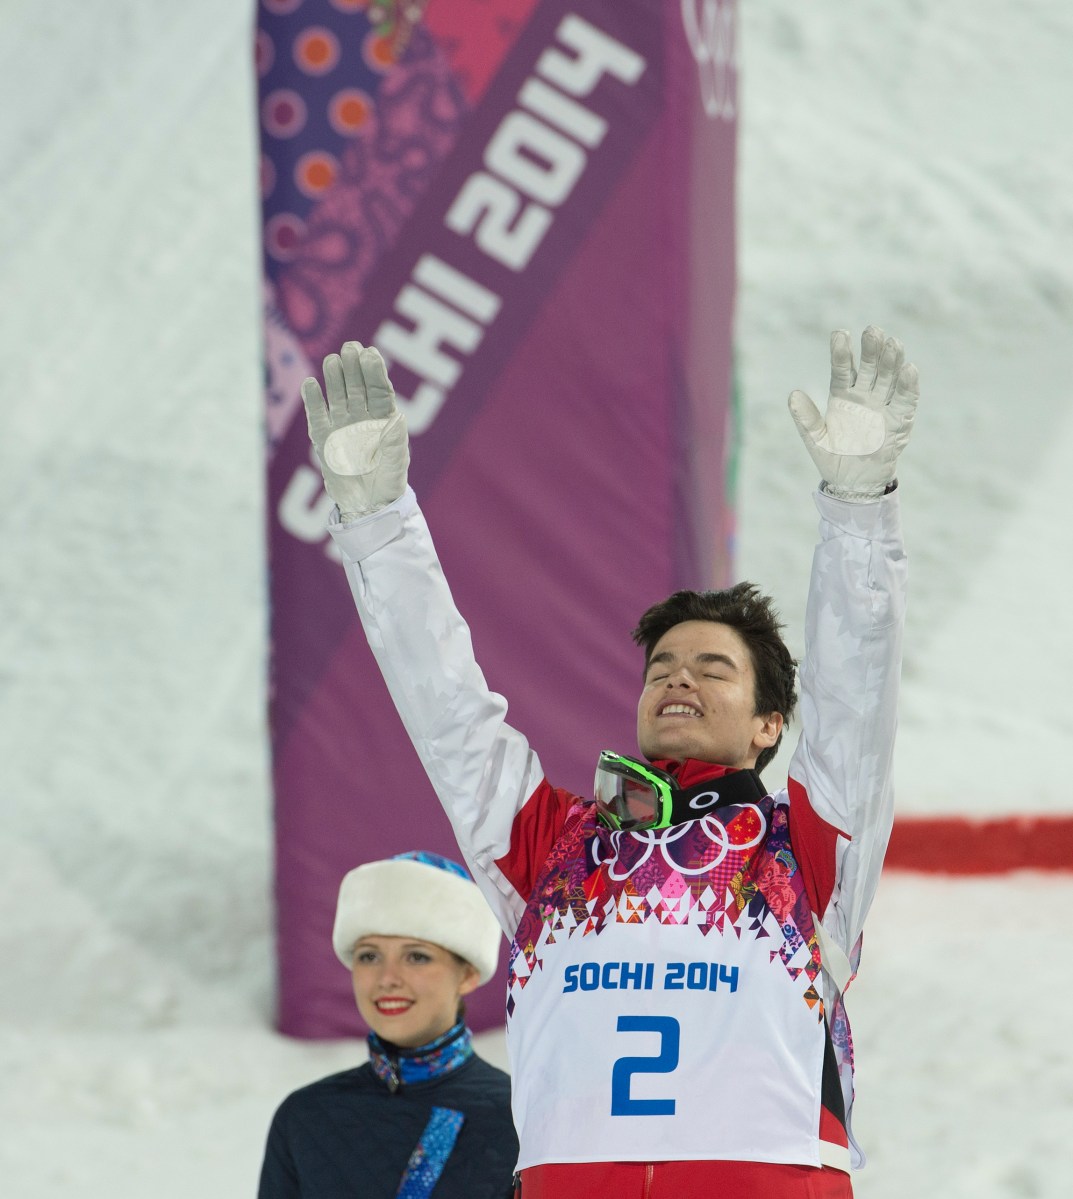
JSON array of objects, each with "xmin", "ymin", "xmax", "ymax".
[{"xmin": 2, "ymin": 2, "xmax": 1071, "ymax": 1195}]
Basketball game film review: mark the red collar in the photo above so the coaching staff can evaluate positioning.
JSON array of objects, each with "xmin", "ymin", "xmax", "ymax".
[{"xmin": 649, "ymin": 758, "xmax": 739, "ymax": 788}]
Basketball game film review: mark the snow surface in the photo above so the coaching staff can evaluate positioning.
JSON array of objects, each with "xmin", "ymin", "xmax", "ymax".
[{"xmin": 2, "ymin": 1, "xmax": 1071, "ymax": 1195}]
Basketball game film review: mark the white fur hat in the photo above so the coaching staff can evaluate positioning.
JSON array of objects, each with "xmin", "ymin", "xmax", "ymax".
[{"xmin": 332, "ymin": 851, "xmax": 502, "ymax": 984}]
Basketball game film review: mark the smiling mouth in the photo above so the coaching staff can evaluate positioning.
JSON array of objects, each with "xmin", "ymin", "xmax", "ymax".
[
  {"xmin": 659, "ymin": 704, "xmax": 701, "ymax": 717},
  {"xmin": 375, "ymin": 999, "xmax": 414, "ymax": 1015}
]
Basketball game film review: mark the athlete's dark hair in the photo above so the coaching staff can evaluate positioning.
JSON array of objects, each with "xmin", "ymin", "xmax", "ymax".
[{"xmin": 631, "ymin": 583, "xmax": 798, "ymax": 775}]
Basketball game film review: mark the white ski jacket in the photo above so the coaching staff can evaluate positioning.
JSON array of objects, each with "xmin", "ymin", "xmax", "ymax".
[{"xmin": 329, "ymin": 486, "xmax": 906, "ymax": 1173}]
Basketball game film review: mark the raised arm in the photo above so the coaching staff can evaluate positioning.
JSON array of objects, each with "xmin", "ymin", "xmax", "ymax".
[
  {"xmin": 786, "ymin": 327, "xmax": 919, "ymax": 980},
  {"xmin": 301, "ymin": 344, "xmax": 555, "ymax": 936}
]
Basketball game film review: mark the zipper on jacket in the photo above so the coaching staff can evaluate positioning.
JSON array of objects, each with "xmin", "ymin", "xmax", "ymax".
[
  {"xmin": 642, "ymin": 1162, "xmax": 654, "ymax": 1199},
  {"xmin": 386, "ymin": 1048, "xmax": 401, "ymax": 1093}
]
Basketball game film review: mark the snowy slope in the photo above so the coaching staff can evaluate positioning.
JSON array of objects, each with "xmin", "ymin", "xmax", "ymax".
[
  {"xmin": 1, "ymin": 2, "xmax": 1070, "ymax": 1196},
  {"xmin": 735, "ymin": 2, "xmax": 1073, "ymax": 804}
]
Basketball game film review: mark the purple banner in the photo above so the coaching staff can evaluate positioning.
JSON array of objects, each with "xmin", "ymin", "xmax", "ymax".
[{"xmin": 257, "ymin": 0, "xmax": 739, "ymax": 1037}]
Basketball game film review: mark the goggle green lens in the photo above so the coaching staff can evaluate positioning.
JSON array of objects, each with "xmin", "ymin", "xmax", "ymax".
[{"xmin": 594, "ymin": 751, "xmax": 675, "ymax": 832}]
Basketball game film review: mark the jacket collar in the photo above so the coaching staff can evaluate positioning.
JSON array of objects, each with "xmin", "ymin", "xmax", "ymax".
[
  {"xmin": 650, "ymin": 758, "xmax": 769, "ymax": 818},
  {"xmin": 368, "ymin": 1021, "xmax": 473, "ymax": 1092}
]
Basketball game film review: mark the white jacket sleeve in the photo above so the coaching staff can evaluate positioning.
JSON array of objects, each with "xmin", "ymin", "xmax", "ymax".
[
  {"xmin": 788, "ymin": 487, "xmax": 908, "ymax": 977},
  {"xmin": 327, "ymin": 487, "xmax": 545, "ymax": 936}
]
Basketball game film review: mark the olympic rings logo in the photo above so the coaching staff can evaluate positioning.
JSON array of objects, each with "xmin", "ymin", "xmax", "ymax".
[
  {"xmin": 593, "ymin": 804, "xmax": 767, "ymax": 881},
  {"xmin": 680, "ymin": 0, "xmax": 737, "ymax": 121}
]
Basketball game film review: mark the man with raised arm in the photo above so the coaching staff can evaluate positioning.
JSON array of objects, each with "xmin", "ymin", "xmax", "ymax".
[{"xmin": 300, "ymin": 328, "xmax": 918, "ymax": 1198}]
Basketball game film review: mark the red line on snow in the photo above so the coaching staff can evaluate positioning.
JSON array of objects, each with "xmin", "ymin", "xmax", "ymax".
[{"xmin": 885, "ymin": 815, "xmax": 1073, "ymax": 874}]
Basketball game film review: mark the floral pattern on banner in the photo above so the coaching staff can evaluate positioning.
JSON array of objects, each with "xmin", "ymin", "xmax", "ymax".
[
  {"xmin": 257, "ymin": 0, "xmax": 543, "ymax": 441},
  {"xmin": 276, "ymin": 26, "xmax": 468, "ymax": 362}
]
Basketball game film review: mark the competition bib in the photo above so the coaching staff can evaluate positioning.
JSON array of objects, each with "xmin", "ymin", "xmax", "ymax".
[{"xmin": 505, "ymin": 797, "xmax": 829, "ymax": 1168}]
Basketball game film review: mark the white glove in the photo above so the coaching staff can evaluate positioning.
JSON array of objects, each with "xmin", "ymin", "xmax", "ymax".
[
  {"xmin": 301, "ymin": 341, "xmax": 410, "ymax": 521},
  {"xmin": 788, "ymin": 325, "xmax": 919, "ymax": 502}
]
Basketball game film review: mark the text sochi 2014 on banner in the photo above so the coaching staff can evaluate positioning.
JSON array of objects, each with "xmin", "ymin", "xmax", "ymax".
[{"xmin": 372, "ymin": 14, "xmax": 646, "ymax": 436}]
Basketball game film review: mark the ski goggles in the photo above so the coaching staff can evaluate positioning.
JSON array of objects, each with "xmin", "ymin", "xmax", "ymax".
[{"xmin": 594, "ymin": 750, "xmax": 678, "ymax": 832}]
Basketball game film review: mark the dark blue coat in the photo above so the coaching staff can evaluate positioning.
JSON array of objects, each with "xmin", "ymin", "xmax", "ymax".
[{"xmin": 258, "ymin": 1055, "xmax": 518, "ymax": 1198}]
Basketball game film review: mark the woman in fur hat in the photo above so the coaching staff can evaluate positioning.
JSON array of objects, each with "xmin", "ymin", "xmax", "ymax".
[{"xmin": 258, "ymin": 851, "xmax": 518, "ymax": 1198}]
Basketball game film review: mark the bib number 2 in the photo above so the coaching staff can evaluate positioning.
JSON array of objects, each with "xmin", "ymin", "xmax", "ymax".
[{"xmin": 610, "ymin": 1016, "xmax": 680, "ymax": 1116}]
